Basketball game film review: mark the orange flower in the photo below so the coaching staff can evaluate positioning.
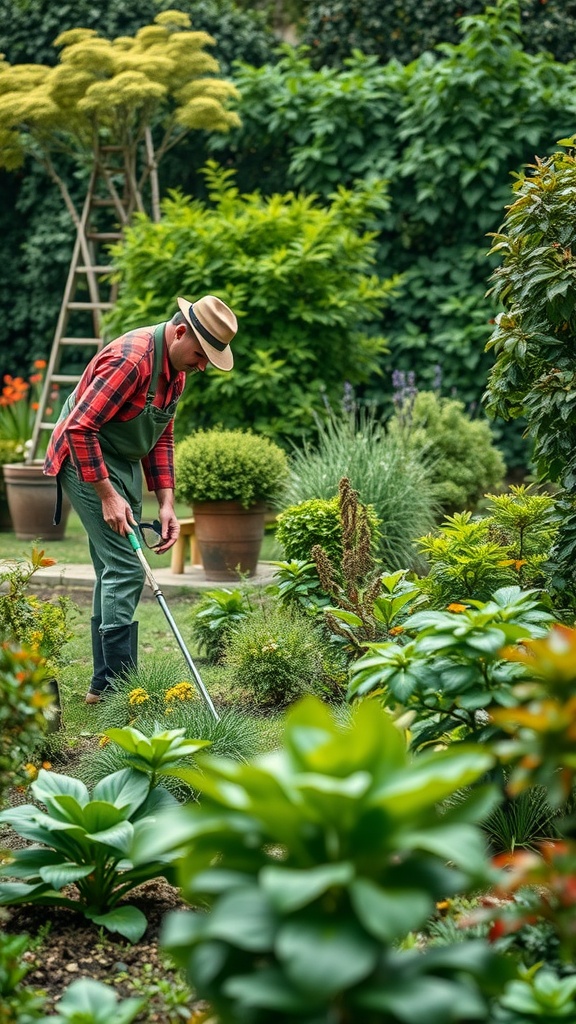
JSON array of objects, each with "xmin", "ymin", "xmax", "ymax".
[
  {"xmin": 447, "ymin": 602, "xmax": 468, "ymax": 613},
  {"xmin": 33, "ymin": 359, "xmax": 47, "ymax": 369},
  {"xmin": 389, "ymin": 625, "xmax": 404, "ymax": 636}
]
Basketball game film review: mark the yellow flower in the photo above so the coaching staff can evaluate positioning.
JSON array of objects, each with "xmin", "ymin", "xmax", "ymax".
[
  {"xmin": 23, "ymin": 762, "xmax": 37, "ymax": 779},
  {"xmin": 261, "ymin": 641, "xmax": 279, "ymax": 654},
  {"xmin": 165, "ymin": 681, "xmax": 195, "ymax": 703},
  {"xmin": 128, "ymin": 687, "xmax": 150, "ymax": 706},
  {"xmin": 98, "ymin": 735, "xmax": 110, "ymax": 748},
  {"xmin": 447, "ymin": 603, "xmax": 468, "ymax": 613}
]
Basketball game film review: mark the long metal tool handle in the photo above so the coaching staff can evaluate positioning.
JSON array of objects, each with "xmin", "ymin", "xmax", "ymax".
[{"xmin": 127, "ymin": 530, "xmax": 220, "ymax": 721}]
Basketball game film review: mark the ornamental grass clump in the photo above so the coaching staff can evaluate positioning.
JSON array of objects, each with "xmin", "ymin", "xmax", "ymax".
[
  {"xmin": 284, "ymin": 405, "xmax": 437, "ymax": 569},
  {"xmin": 175, "ymin": 428, "xmax": 289, "ymax": 508}
]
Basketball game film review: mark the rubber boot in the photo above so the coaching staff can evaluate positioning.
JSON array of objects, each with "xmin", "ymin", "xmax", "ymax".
[
  {"xmin": 85, "ymin": 616, "xmax": 108, "ymax": 702},
  {"xmin": 130, "ymin": 620, "xmax": 139, "ymax": 669},
  {"xmin": 85, "ymin": 622, "xmax": 138, "ymax": 705}
]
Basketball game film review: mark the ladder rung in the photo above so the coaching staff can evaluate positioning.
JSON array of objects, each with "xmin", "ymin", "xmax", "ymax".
[
  {"xmin": 67, "ymin": 301, "xmax": 114, "ymax": 311},
  {"xmin": 76, "ymin": 266, "xmax": 113, "ymax": 274},
  {"xmin": 86, "ymin": 232, "xmax": 122, "ymax": 241},
  {"xmin": 51, "ymin": 374, "xmax": 82, "ymax": 384},
  {"xmin": 61, "ymin": 337, "xmax": 102, "ymax": 346}
]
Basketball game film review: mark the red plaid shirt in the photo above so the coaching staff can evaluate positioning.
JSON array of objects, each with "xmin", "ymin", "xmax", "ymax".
[{"xmin": 44, "ymin": 326, "xmax": 185, "ymax": 492}]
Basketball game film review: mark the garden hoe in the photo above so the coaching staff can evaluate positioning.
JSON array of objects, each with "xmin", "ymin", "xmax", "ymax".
[{"xmin": 127, "ymin": 527, "xmax": 220, "ymax": 721}]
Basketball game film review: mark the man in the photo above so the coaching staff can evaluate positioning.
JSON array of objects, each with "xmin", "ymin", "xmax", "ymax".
[{"xmin": 44, "ymin": 295, "xmax": 237, "ymax": 704}]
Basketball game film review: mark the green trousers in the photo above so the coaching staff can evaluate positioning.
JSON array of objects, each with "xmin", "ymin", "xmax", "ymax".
[{"xmin": 60, "ymin": 459, "xmax": 144, "ymax": 630}]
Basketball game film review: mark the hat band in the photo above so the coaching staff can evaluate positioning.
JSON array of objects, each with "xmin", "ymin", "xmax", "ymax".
[{"xmin": 188, "ymin": 303, "xmax": 227, "ymax": 352}]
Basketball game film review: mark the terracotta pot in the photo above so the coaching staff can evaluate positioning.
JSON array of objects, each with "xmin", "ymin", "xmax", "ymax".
[
  {"xmin": 2, "ymin": 462, "xmax": 71, "ymax": 541},
  {"xmin": 192, "ymin": 500, "xmax": 266, "ymax": 581}
]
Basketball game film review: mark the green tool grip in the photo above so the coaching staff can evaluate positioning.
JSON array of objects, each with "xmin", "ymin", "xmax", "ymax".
[{"xmin": 127, "ymin": 529, "xmax": 142, "ymax": 552}]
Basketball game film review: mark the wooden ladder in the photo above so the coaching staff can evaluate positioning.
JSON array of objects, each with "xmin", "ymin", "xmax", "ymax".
[{"xmin": 26, "ymin": 147, "xmax": 128, "ymax": 462}]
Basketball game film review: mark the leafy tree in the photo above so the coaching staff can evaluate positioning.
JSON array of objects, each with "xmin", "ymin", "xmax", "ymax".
[
  {"xmin": 0, "ymin": 10, "xmax": 240, "ymax": 225},
  {"xmin": 484, "ymin": 144, "xmax": 576, "ymax": 602},
  {"xmin": 0, "ymin": 3, "xmax": 262, "ymax": 369},
  {"xmin": 104, "ymin": 163, "xmax": 396, "ymax": 443}
]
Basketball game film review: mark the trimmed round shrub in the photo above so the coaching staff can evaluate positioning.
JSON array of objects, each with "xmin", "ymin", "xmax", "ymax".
[{"xmin": 175, "ymin": 428, "xmax": 289, "ymax": 509}]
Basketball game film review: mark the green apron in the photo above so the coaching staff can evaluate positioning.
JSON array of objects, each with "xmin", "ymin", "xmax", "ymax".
[
  {"xmin": 58, "ymin": 322, "xmax": 176, "ymax": 507},
  {"xmin": 58, "ymin": 323, "xmax": 178, "ymax": 628}
]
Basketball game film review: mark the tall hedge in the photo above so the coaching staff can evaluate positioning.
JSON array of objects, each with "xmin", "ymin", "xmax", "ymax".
[
  {"xmin": 208, "ymin": 1, "xmax": 576, "ymax": 463},
  {"xmin": 301, "ymin": 0, "xmax": 576, "ymax": 69}
]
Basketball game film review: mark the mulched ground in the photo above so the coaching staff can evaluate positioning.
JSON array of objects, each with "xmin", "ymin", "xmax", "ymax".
[{"xmin": 2, "ymin": 879, "xmax": 207, "ymax": 1018}]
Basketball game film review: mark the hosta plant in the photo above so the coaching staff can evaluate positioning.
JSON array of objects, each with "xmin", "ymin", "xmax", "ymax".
[
  {"xmin": 348, "ymin": 586, "xmax": 555, "ymax": 750},
  {"xmin": 493, "ymin": 965, "xmax": 576, "ymax": 1023},
  {"xmin": 37, "ymin": 977, "xmax": 144, "ymax": 1024},
  {"xmin": 0, "ymin": 727, "xmax": 209, "ymax": 941},
  {"xmin": 157, "ymin": 697, "xmax": 514, "ymax": 1024}
]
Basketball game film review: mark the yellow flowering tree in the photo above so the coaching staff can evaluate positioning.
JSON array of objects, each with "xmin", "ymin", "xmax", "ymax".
[{"xmin": 0, "ymin": 8, "xmax": 240, "ymax": 226}]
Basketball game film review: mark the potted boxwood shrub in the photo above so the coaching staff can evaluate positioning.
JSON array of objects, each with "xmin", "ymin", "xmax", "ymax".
[{"xmin": 174, "ymin": 428, "xmax": 289, "ymax": 580}]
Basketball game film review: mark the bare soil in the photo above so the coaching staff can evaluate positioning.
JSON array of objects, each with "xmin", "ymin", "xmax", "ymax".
[{"xmin": 2, "ymin": 880, "xmax": 206, "ymax": 1018}]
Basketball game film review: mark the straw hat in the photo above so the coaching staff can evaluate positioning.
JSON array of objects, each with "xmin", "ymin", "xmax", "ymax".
[{"xmin": 177, "ymin": 295, "xmax": 237, "ymax": 371}]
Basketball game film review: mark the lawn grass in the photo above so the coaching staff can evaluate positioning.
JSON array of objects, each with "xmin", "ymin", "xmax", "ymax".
[{"xmin": 48, "ymin": 582, "xmax": 284, "ymax": 762}]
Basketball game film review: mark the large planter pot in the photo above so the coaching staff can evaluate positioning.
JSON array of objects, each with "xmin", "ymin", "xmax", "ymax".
[
  {"xmin": 192, "ymin": 500, "xmax": 266, "ymax": 581},
  {"xmin": 2, "ymin": 462, "xmax": 71, "ymax": 541}
]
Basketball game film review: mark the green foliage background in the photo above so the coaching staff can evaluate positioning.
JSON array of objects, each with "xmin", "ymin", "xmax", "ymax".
[
  {"xmin": 3, "ymin": 0, "xmax": 576, "ymax": 468},
  {"xmin": 104, "ymin": 165, "xmax": 394, "ymax": 442}
]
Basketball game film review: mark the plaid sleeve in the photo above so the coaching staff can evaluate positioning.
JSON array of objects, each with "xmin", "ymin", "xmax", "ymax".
[
  {"xmin": 141, "ymin": 419, "xmax": 175, "ymax": 493},
  {"xmin": 65, "ymin": 349, "xmax": 146, "ymax": 482}
]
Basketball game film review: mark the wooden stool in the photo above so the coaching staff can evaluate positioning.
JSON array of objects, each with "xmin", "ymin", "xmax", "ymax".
[{"xmin": 170, "ymin": 516, "xmax": 202, "ymax": 573}]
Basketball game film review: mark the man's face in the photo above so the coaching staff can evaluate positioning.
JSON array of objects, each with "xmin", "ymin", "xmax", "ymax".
[{"xmin": 169, "ymin": 323, "xmax": 210, "ymax": 375}]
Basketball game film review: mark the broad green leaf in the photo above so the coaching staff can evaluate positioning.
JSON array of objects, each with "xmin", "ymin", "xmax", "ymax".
[
  {"xmin": 204, "ymin": 886, "xmax": 277, "ymax": 950},
  {"xmin": 86, "ymin": 820, "xmax": 134, "ymax": 854},
  {"xmin": 32, "ymin": 769, "xmax": 90, "ymax": 808},
  {"xmin": 224, "ymin": 968, "xmax": 312, "ymax": 1012},
  {"xmin": 54, "ymin": 978, "xmax": 145, "ymax": 1023},
  {"xmin": 82, "ymin": 800, "xmax": 128, "ymax": 834},
  {"xmin": 92, "ymin": 768, "xmax": 150, "ymax": 813},
  {"xmin": 373, "ymin": 749, "xmax": 493, "ymax": 816},
  {"xmin": 399, "ymin": 824, "xmax": 488, "ymax": 875},
  {"xmin": 87, "ymin": 904, "xmax": 148, "ymax": 942},
  {"xmin": 39, "ymin": 863, "xmax": 95, "ymax": 888},
  {"xmin": 350, "ymin": 878, "xmax": 432, "ymax": 941},
  {"xmin": 275, "ymin": 914, "xmax": 378, "ymax": 996},
  {"xmin": 358, "ymin": 974, "xmax": 486, "ymax": 1023},
  {"xmin": 0, "ymin": 847, "xmax": 61, "ymax": 878},
  {"xmin": 0, "ymin": 881, "xmax": 53, "ymax": 903},
  {"xmin": 260, "ymin": 862, "xmax": 354, "ymax": 913}
]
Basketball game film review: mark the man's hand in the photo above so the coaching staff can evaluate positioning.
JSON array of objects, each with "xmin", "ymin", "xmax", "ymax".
[
  {"xmin": 155, "ymin": 488, "xmax": 180, "ymax": 553},
  {"xmin": 93, "ymin": 479, "xmax": 136, "ymax": 535}
]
